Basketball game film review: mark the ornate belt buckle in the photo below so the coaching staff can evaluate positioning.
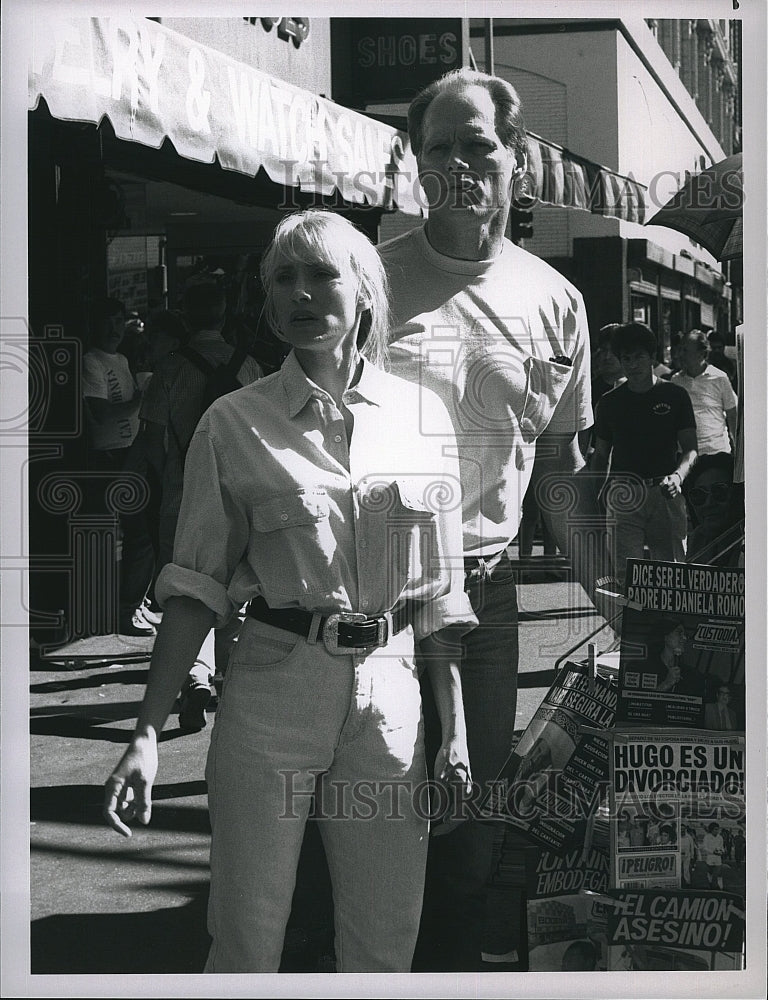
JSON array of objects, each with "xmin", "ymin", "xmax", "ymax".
[{"xmin": 322, "ymin": 611, "xmax": 368, "ymax": 655}]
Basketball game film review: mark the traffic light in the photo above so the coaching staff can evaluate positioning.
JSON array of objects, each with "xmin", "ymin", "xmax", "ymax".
[{"xmin": 509, "ymin": 208, "xmax": 534, "ymax": 244}]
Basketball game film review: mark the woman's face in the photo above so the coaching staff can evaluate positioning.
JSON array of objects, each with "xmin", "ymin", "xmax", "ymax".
[
  {"xmin": 688, "ymin": 467, "xmax": 732, "ymax": 529},
  {"xmin": 269, "ymin": 247, "xmax": 365, "ymax": 354}
]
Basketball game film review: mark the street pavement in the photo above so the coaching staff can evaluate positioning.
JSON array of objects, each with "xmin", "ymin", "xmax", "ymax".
[{"xmin": 26, "ymin": 565, "xmax": 611, "ymax": 976}]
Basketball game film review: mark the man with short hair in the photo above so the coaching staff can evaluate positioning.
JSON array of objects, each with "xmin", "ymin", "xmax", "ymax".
[
  {"xmin": 704, "ymin": 685, "xmax": 735, "ymax": 731},
  {"xmin": 671, "ymin": 329, "xmax": 737, "ymax": 456},
  {"xmin": 141, "ymin": 277, "xmax": 262, "ymax": 730},
  {"xmin": 380, "ymin": 68, "xmax": 593, "ymax": 971},
  {"xmin": 705, "ymin": 329, "xmax": 738, "ymax": 390},
  {"xmin": 592, "ymin": 322, "xmax": 698, "ymax": 589}
]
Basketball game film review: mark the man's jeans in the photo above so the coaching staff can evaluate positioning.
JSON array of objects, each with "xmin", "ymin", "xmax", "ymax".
[
  {"xmin": 415, "ymin": 549, "xmax": 519, "ymax": 970},
  {"xmin": 204, "ymin": 616, "xmax": 428, "ymax": 973}
]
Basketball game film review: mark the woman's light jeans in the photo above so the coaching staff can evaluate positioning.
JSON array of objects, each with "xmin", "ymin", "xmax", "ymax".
[{"xmin": 204, "ymin": 614, "xmax": 428, "ymax": 972}]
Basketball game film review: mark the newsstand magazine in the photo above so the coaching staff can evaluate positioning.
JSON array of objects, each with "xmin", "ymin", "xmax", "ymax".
[
  {"xmin": 604, "ymin": 888, "xmax": 745, "ymax": 971},
  {"xmin": 478, "ymin": 662, "xmax": 616, "ymax": 854},
  {"xmin": 524, "ymin": 844, "xmax": 610, "ymax": 971},
  {"xmin": 607, "ymin": 728, "xmax": 745, "ymax": 899},
  {"xmin": 616, "ymin": 559, "xmax": 745, "ymax": 729}
]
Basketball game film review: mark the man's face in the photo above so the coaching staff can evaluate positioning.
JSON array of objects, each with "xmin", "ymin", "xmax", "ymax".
[
  {"xmin": 594, "ymin": 341, "xmax": 624, "ymax": 381},
  {"xmin": 681, "ymin": 338, "xmax": 707, "ymax": 374},
  {"xmin": 100, "ymin": 310, "xmax": 125, "ymax": 353},
  {"xmin": 687, "ymin": 467, "xmax": 732, "ymax": 529},
  {"xmin": 417, "ymin": 85, "xmax": 522, "ymax": 223},
  {"xmin": 709, "ymin": 336, "xmax": 725, "ymax": 354},
  {"xmin": 617, "ymin": 348, "xmax": 653, "ymax": 384}
]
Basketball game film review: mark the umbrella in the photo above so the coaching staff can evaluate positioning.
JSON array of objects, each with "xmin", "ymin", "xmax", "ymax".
[{"xmin": 645, "ymin": 153, "xmax": 743, "ymax": 261}]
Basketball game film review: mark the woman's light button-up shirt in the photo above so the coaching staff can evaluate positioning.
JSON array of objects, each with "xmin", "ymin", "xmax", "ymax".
[{"xmin": 156, "ymin": 352, "xmax": 476, "ymax": 642}]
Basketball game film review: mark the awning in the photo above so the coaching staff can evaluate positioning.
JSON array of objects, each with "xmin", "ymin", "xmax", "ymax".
[
  {"xmin": 29, "ymin": 15, "xmax": 647, "ymax": 224},
  {"xmin": 523, "ymin": 132, "xmax": 647, "ymax": 223},
  {"xmin": 28, "ymin": 15, "xmax": 422, "ymax": 214}
]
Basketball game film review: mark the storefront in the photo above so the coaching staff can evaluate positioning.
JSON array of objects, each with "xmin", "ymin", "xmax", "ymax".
[
  {"xmin": 28, "ymin": 15, "xmax": 424, "ymax": 332},
  {"xmin": 573, "ymin": 235, "xmax": 731, "ymax": 365},
  {"xmin": 26, "ymin": 14, "xmax": 657, "ymax": 642},
  {"xmin": 27, "ymin": 14, "xmax": 424, "ymax": 639}
]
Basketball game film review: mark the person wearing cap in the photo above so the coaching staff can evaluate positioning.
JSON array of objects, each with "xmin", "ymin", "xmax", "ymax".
[{"xmin": 592, "ymin": 322, "xmax": 698, "ymax": 590}]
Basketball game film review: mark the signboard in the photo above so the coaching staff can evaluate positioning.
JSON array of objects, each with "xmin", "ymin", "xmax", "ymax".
[
  {"xmin": 29, "ymin": 15, "xmax": 422, "ymax": 214},
  {"xmin": 334, "ymin": 18, "xmax": 466, "ymax": 106}
]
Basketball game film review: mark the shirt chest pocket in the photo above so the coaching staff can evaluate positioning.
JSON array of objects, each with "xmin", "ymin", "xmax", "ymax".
[
  {"xmin": 250, "ymin": 489, "xmax": 336, "ymax": 598},
  {"xmin": 361, "ymin": 478, "xmax": 443, "ymax": 596},
  {"xmin": 519, "ymin": 355, "xmax": 572, "ymax": 442}
]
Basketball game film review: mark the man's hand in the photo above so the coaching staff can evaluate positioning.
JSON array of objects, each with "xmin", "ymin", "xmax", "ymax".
[
  {"xmin": 431, "ymin": 738, "xmax": 473, "ymax": 838},
  {"xmin": 657, "ymin": 663, "xmax": 682, "ymax": 692},
  {"xmin": 103, "ymin": 734, "xmax": 159, "ymax": 838},
  {"xmin": 434, "ymin": 733, "xmax": 471, "ymax": 785},
  {"xmin": 660, "ymin": 471, "xmax": 683, "ymax": 499}
]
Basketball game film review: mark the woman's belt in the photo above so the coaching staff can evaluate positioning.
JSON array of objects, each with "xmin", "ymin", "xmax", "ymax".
[{"xmin": 246, "ymin": 595, "xmax": 410, "ymax": 655}]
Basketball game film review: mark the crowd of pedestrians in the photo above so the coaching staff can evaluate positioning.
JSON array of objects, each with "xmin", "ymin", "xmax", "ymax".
[
  {"xmin": 588, "ymin": 321, "xmax": 742, "ymax": 585},
  {"xmin": 71, "ymin": 66, "xmax": 747, "ymax": 975}
]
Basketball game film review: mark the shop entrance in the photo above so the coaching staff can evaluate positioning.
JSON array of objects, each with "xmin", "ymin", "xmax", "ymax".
[{"xmin": 104, "ymin": 172, "xmax": 290, "ymax": 371}]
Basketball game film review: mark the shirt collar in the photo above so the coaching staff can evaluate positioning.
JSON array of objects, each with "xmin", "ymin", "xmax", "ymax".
[
  {"xmin": 281, "ymin": 351, "xmax": 387, "ymax": 418},
  {"xmin": 349, "ymin": 357, "xmax": 388, "ymax": 407}
]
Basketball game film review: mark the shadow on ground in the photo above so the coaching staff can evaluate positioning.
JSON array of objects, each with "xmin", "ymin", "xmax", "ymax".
[
  {"xmin": 31, "ymin": 781, "xmax": 210, "ymax": 829},
  {"xmin": 30, "ymin": 813, "xmax": 335, "ymax": 974},
  {"xmin": 31, "ymin": 892, "xmax": 212, "ymax": 974},
  {"xmin": 30, "ymin": 709, "xmax": 205, "ymax": 742},
  {"xmin": 30, "ymin": 668, "xmax": 150, "ymax": 694}
]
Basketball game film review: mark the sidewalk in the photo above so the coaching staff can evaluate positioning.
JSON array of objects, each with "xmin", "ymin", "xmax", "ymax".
[{"xmin": 29, "ymin": 567, "xmax": 612, "ymax": 975}]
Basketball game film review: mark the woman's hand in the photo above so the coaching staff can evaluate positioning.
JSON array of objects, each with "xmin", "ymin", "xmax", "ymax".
[
  {"xmin": 102, "ymin": 596, "xmax": 216, "ymax": 838},
  {"xmin": 103, "ymin": 733, "xmax": 159, "ymax": 838}
]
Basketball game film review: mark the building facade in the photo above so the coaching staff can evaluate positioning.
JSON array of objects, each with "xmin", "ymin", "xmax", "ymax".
[
  {"xmin": 470, "ymin": 16, "xmax": 741, "ymax": 352},
  {"xmin": 27, "ymin": 14, "xmax": 420, "ymax": 641},
  {"xmin": 26, "ymin": 14, "xmax": 742, "ymax": 643}
]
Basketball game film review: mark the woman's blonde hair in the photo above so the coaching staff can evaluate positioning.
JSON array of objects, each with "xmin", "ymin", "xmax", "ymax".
[{"xmin": 260, "ymin": 210, "xmax": 391, "ymax": 368}]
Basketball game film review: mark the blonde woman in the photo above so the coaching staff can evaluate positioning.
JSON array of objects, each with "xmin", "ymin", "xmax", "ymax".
[{"xmin": 104, "ymin": 210, "xmax": 475, "ymax": 973}]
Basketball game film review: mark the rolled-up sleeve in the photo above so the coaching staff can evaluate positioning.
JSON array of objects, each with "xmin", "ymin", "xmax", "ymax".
[
  {"xmin": 410, "ymin": 389, "xmax": 477, "ymax": 643},
  {"xmin": 155, "ymin": 416, "xmax": 250, "ymax": 627}
]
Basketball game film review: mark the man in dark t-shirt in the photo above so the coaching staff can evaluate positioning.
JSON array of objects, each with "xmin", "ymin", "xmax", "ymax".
[{"xmin": 592, "ymin": 323, "xmax": 697, "ymax": 589}]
